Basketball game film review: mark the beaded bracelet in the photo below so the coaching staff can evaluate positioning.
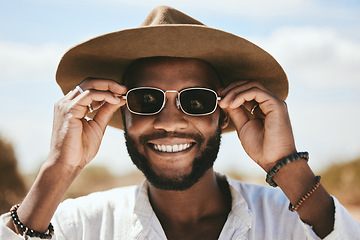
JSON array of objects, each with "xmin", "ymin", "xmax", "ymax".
[
  {"xmin": 10, "ymin": 204, "xmax": 54, "ymax": 239},
  {"xmin": 266, "ymin": 152, "xmax": 309, "ymax": 187},
  {"xmin": 289, "ymin": 175, "xmax": 321, "ymax": 212}
]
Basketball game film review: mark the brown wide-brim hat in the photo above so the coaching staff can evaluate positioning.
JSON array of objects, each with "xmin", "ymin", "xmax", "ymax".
[{"xmin": 56, "ymin": 5, "xmax": 288, "ymax": 133}]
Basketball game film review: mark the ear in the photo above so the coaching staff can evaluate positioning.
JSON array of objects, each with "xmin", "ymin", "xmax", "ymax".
[
  {"xmin": 219, "ymin": 109, "xmax": 230, "ymax": 130},
  {"xmin": 120, "ymin": 105, "xmax": 128, "ymax": 131}
]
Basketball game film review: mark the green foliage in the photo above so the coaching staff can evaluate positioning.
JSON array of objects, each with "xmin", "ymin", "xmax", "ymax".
[
  {"xmin": 64, "ymin": 166, "xmax": 144, "ymax": 199},
  {"xmin": 321, "ymin": 157, "xmax": 360, "ymax": 205},
  {"xmin": 0, "ymin": 134, "xmax": 26, "ymax": 214}
]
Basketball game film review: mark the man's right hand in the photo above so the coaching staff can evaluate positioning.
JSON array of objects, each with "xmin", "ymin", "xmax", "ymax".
[
  {"xmin": 6, "ymin": 79, "xmax": 126, "ymax": 234},
  {"xmin": 48, "ymin": 79, "xmax": 127, "ymax": 171}
]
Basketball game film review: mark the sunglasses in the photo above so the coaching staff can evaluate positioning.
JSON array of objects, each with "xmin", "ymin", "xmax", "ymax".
[{"xmin": 123, "ymin": 87, "xmax": 221, "ymax": 116}]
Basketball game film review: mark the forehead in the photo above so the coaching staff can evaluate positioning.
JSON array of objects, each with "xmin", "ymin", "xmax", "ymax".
[{"xmin": 124, "ymin": 57, "xmax": 221, "ymax": 90}]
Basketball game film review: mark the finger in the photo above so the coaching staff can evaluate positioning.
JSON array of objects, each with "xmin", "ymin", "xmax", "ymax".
[
  {"xmin": 70, "ymin": 90, "xmax": 123, "ymax": 119},
  {"xmin": 247, "ymin": 101, "xmax": 266, "ymax": 119},
  {"xmin": 64, "ymin": 87, "xmax": 81, "ymax": 101},
  {"xmin": 228, "ymin": 88, "xmax": 267, "ymax": 110},
  {"xmin": 72, "ymin": 80, "xmax": 126, "ymax": 114},
  {"xmin": 220, "ymin": 80, "xmax": 248, "ymax": 97},
  {"xmin": 225, "ymin": 106, "xmax": 250, "ymax": 132},
  {"xmin": 220, "ymin": 80, "xmax": 269, "ymax": 97},
  {"xmin": 225, "ymin": 99, "xmax": 265, "ymax": 121},
  {"xmin": 79, "ymin": 79, "xmax": 127, "ymax": 96},
  {"xmin": 241, "ymin": 100, "xmax": 264, "ymax": 119},
  {"xmin": 93, "ymin": 102, "xmax": 122, "ymax": 132},
  {"xmin": 89, "ymin": 100, "xmax": 106, "ymax": 112},
  {"xmin": 218, "ymin": 81, "xmax": 262, "ymax": 116},
  {"xmin": 75, "ymin": 89, "xmax": 123, "ymax": 107},
  {"xmin": 218, "ymin": 86, "xmax": 257, "ymax": 109},
  {"xmin": 221, "ymin": 81, "xmax": 267, "ymax": 106},
  {"xmin": 222, "ymin": 87, "xmax": 285, "ymax": 117},
  {"xmin": 243, "ymin": 100, "xmax": 258, "ymax": 113}
]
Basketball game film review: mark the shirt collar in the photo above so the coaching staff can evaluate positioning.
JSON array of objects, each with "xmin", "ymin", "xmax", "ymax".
[
  {"xmin": 131, "ymin": 174, "xmax": 253, "ymax": 239},
  {"xmin": 218, "ymin": 174, "xmax": 253, "ymax": 239},
  {"xmin": 131, "ymin": 180, "xmax": 167, "ymax": 239}
]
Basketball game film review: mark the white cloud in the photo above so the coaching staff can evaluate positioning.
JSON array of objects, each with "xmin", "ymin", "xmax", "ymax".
[
  {"xmin": 35, "ymin": 0, "xmax": 313, "ymax": 17},
  {"xmin": 288, "ymin": 98, "xmax": 360, "ymax": 171},
  {"xmin": 189, "ymin": 0, "xmax": 312, "ymax": 15},
  {"xmin": 254, "ymin": 27, "xmax": 360, "ymax": 89},
  {"xmin": 0, "ymin": 41, "xmax": 66, "ymax": 83}
]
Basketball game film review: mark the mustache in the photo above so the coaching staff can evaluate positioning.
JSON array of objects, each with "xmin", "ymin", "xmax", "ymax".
[{"xmin": 139, "ymin": 131, "xmax": 205, "ymax": 145}]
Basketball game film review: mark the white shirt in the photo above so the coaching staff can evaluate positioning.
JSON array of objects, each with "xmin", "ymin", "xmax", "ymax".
[{"xmin": 1, "ymin": 174, "xmax": 359, "ymax": 239}]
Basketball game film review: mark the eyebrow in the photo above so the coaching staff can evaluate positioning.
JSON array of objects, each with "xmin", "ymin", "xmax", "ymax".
[
  {"xmin": 184, "ymin": 85, "xmax": 217, "ymax": 91},
  {"xmin": 127, "ymin": 85, "xmax": 217, "ymax": 91}
]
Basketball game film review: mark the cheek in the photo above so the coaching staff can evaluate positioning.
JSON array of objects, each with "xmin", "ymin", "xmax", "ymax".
[
  {"xmin": 124, "ymin": 110, "xmax": 149, "ymax": 134},
  {"xmin": 190, "ymin": 111, "xmax": 221, "ymax": 134},
  {"xmin": 123, "ymin": 111, "xmax": 152, "ymax": 153},
  {"xmin": 124, "ymin": 108, "xmax": 221, "ymax": 135},
  {"xmin": 124, "ymin": 110, "xmax": 134, "ymax": 130},
  {"xmin": 125, "ymin": 112, "xmax": 150, "ymax": 128}
]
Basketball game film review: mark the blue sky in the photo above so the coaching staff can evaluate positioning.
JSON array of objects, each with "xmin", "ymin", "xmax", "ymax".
[{"xmin": 0, "ymin": 0, "xmax": 359, "ymax": 176}]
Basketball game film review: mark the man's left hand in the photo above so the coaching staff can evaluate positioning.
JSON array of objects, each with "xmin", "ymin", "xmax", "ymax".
[{"xmin": 218, "ymin": 81, "xmax": 297, "ymax": 172}]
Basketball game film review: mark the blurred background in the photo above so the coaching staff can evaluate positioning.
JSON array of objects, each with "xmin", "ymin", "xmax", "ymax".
[{"xmin": 0, "ymin": 0, "xmax": 359, "ymax": 220}]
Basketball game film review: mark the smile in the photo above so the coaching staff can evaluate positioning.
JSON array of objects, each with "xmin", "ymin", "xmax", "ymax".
[{"xmin": 150, "ymin": 143, "xmax": 194, "ymax": 153}]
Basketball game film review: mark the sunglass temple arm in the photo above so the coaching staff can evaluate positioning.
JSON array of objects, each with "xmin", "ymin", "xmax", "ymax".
[{"xmin": 113, "ymin": 93, "xmax": 127, "ymax": 99}]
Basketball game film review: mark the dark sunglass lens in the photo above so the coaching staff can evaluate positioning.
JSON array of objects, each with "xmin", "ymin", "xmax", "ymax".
[
  {"xmin": 180, "ymin": 89, "xmax": 217, "ymax": 115},
  {"xmin": 127, "ymin": 89, "xmax": 164, "ymax": 114}
]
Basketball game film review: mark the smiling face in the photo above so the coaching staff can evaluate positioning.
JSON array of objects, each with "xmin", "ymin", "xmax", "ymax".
[{"xmin": 122, "ymin": 57, "xmax": 228, "ymax": 191}]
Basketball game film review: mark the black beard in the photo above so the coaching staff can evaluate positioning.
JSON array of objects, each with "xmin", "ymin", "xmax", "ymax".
[{"xmin": 124, "ymin": 128, "xmax": 221, "ymax": 191}]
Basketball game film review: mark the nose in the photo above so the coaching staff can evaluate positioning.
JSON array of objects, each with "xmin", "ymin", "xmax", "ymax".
[{"xmin": 153, "ymin": 94, "xmax": 188, "ymax": 132}]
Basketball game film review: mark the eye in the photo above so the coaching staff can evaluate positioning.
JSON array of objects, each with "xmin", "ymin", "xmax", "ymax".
[
  {"xmin": 190, "ymin": 100, "xmax": 204, "ymax": 110},
  {"xmin": 143, "ymin": 94, "xmax": 157, "ymax": 104}
]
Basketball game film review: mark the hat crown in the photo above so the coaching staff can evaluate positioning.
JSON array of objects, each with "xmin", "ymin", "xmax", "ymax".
[{"xmin": 140, "ymin": 6, "xmax": 204, "ymax": 27}]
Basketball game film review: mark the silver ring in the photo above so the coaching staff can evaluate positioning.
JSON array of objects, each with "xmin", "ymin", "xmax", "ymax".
[
  {"xmin": 250, "ymin": 103, "xmax": 258, "ymax": 115},
  {"xmin": 87, "ymin": 104, "xmax": 93, "ymax": 113},
  {"xmin": 75, "ymin": 86, "xmax": 93, "ymax": 113},
  {"xmin": 75, "ymin": 85, "xmax": 84, "ymax": 93}
]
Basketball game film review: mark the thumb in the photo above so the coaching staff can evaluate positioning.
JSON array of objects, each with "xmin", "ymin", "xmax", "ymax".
[
  {"xmin": 225, "ymin": 106, "xmax": 249, "ymax": 134},
  {"xmin": 93, "ymin": 102, "xmax": 123, "ymax": 132}
]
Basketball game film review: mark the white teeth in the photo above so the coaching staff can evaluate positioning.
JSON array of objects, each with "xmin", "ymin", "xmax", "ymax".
[
  {"xmin": 153, "ymin": 143, "xmax": 192, "ymax": 153},
  {"xmin": 166, "ymin": 145, "xmax": 172, "ymax": 152},
  {"xmin": 161, "ymin": 145, "xmax": 166, "ymax": 152}
]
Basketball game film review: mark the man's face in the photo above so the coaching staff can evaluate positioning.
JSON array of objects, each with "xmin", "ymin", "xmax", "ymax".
[{"xmin": 123, "ymin": 57, "xmax": 227, "ymax": 191}]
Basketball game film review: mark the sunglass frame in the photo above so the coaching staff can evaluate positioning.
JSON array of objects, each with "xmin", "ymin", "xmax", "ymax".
[{"xmin": 123, "ymin": 86, "xmax": 221, "ymax": 116}]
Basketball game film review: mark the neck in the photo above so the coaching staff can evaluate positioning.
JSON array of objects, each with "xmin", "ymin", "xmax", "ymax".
[{"xmin": 148, "ymin": 169, "xmax": 231, "ymax": 224}]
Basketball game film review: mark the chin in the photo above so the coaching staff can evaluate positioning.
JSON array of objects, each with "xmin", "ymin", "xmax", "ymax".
[{"xmin": 124, "ymin": 127, "xmax": 222, "ymax": 191}]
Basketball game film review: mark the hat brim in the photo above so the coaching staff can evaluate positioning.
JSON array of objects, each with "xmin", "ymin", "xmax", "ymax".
[{"xmin": 56, "ymin": 25, "xmax": 288, "ymax": 133}]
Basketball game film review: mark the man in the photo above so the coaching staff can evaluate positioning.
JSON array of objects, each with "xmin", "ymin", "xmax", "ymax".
[{"xmin": 1, "ymin": 5, "xmax": 359, "ymax": 240}]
